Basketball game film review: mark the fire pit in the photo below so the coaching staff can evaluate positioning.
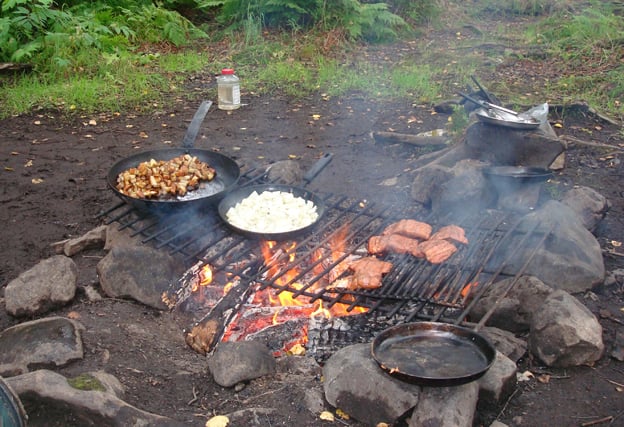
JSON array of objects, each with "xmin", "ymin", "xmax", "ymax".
[{"xmin": 100, "ymin": 163, "xmax": 553, "ymax": 359}]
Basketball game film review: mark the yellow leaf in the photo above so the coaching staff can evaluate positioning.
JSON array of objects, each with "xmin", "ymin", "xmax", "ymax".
[
  {"xmin": 336, "ymin": 408, "xmax": 350, "ymax": 420},
  {"xmin": 32, "ymin": 178, "xmax": 44, "ymax": 184},
  {"xmin": 288, "ymin": 154, "xmax": 298, "ymax": 160},
  {"xmin": 88, "ymin": 119, "xmax": 97, "ymax": 126},
  {"xmin": 205, "ymin": 415, "xmax": 229, "ymax": 427},
  {"xmin": 537, "ymin": 374, "xmax": 551, "ymax": 384},
  {"xmin": 24, "ymin": 160, "xmax": 33, "ymax": 167},
  {"xmin": 4, "ymin": 167, "xmax": 14, "ymax": 171},
  {"xmin": 312, "ymin": 114, "xmax": 321, "ymax": 120},
  {"xmin": 554, "ymin": 123, "xmax": 563, "ymax": 128},
  {"xmin": 287, "ymin": 343, "xmax": 306, "ymax": 356},
  {"xmin": 319, "ymin": 411, "xmax": 334, "ymax": 421},
  {"xmin": 139, "ymin": 132, "xmax": 149, "ymax": 138}
]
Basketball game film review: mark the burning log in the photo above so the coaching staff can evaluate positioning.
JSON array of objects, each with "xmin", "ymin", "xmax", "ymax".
[{"xmin": 184, "ymin": 279, "xmax": 257, "ymax": 355}]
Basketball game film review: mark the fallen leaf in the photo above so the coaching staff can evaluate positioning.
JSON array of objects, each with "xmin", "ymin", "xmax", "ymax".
[
  {"xmin": 31, "ymin": 178, "xmax": 44, "ymax": 184},
  {"xmin": 377, "ymin": 423, "xmax": 390, "ymax": 427},
  {"xmin": 288, "ymin": 154, "xmax": 299, "ymax": 159},
  {"xmin": 11, "ymin": 151, "xmax": 19, "ymax": 155},
  {"xmin": 554, "ymin": 123, "xmax": 563, "ymax": 128},
  {"xmin": 287, "ymin": 343, "xmax": 306, "ymax": 356},
  {"xmin": 205, "ymin": 415, "xmax": 229, "ymax": 427},
  {"xmin": 319, "ymin": 411, "xmax": 334, "ymax": 421},
  {"xmin": 380, "ymin": 177, "xmax": 398, "ymax": 186},
  {"xmin": 612, "ymin": 240, "xmax": 622, "ymax": 247},
  {"xmin": 139, "ymin": 132, "xmax": 148, "ymax": 138},
  {"xmin": 312, "ymin": 114, "xmax": 321, "ymax": 120},
  {"xmin": 34, "ymin": 120, "xmax": 41, "ymax": 125},
  {"xmin": 4, "ymin": 167, "xmax": 14, "ymax": 171},
  {"xmin": 517, "ymin": 370, "xmax": 535, "ymax": 382},
  {"xmin": 24, "ymin": 160, "xmax": 33, "ymax": 167},
  {"xmin": 336, "ymin": 408, "xmax": 350, "ymax": 420},
  {"xmin": 88, "ymin": 119, "xmax": 97, "ymax": 126},
  {"xmin": 537, "ymin": 374, "xmax": 551, "ymax": 384},
  {"xmin": 67, "ymin": 311, "xmax": 81, "ymax": 320}
]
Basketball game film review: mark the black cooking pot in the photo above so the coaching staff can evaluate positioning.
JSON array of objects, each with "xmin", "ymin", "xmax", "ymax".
[
  {"xmin": 107, "ymin": 101, "xmax": 241, "ymax": 213},
  {"xmin": 371, "ymin": 321, "xmax": 496, "ymax": 387}
]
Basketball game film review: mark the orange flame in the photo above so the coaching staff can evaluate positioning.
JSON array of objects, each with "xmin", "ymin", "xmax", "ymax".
[{"xmin": 461, "ymin": 281, "xmax": 479, "ymax": 299}]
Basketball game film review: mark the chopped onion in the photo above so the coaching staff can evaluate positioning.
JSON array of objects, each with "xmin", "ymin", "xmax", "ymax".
[{"xmin": 225, "ymin": 190, "xmax": 318, "ymax": 234}]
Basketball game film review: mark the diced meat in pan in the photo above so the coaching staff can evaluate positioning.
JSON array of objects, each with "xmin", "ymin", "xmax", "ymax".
[
  {"xmin": 381, "ymin": 219, "xmax": 432, "ymax": 240},
  {"xmin": 368, "ymin": 234, "xmax": 424, "ymax": 258},
  {"xmin": 347, "ymin": 257, "xmax": 393, "ymax": 290},
  {"xmin": 418, "ymin": 239, "xmax": 458, "ymax": 264},
  {"xmin": 429, "ymin": 224, "xmax": 469, "ymax": 245}
]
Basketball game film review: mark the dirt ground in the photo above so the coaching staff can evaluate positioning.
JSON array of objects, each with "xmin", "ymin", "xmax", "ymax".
[{"xmin": 2, "ymin": 17, "xmax": 624, "ymax": 427}]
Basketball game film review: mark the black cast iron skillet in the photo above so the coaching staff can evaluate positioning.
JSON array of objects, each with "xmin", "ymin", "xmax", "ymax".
[
  {"xmin": 371, "ymin": 321, "xmax": 496, "ymax": 387},
  {"xmin": 107, "ymin": 101, "xmax": 241, "ymax": 213},
  {"xmin": 218, "ymin": 153, "xmax": 332, "ymax": 241}
]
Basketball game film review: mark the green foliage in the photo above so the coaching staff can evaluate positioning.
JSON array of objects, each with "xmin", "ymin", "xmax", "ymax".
[{"xmin": 211, "ymin": 0, "xmax": 408, "ymax": 41}]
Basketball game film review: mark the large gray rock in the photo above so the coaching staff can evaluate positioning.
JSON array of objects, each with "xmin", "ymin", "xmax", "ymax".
[
  {"xmin": 6, "ymin": 370, "xmax": 187, "ymax": 426},
  {"xmin": 463, "ymin": 120, "xmax": 564, "ymax": 168},
  {"xmin": 207, "ymin": 341, "xmax": 277, "ymax": 387},
  {"xmin": 97, "ymin": 245, "xmax": 185, "ymax": 309},
  {"xmin": 410, "ymin": 164, "xmax": 454, "ymax": 206},
  {"xmin": 470, "ymin": 276, "xmax": 554, "ymax": 333},
  {"xmin": 0, "ymin": 317, "xmax": 84, "ymax": 376},
  {"xmin": 560, "ymin": 186, "xmax": 609, "ymax": 233},
  {"xmin": 431, "ymin": 159, "xmax": 493, "ymax": 216},
  {"xmin": 477, "ymin": 351, "xmax": 517, "ymax": 407},
  {"xmin": 408, "ymin": 381, "xmax": 479, "ymax": 427},
  {"xmin": 529, "ymin": 290, "xmax": 604, "ymax": 367},
  {"xmin": 4, "ymin": 255, "xmax": 77, "ymax": 317},
  {"xmin": 492, "ymin": 200, "xmax": 605, "ymax": 292},
  {"xmin": 323, "ymin": 343, "xmax": 420, "ymax": 426},
  {"xmin": 481, "ymin": 327, "xmax": 528, "ymax": 363}
]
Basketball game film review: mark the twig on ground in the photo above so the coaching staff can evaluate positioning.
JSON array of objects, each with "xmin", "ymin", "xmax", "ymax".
[
  {"xmin": 187, "ymin": 386, "xmax": 199, "ymax": 405},
  {"xmin": 241, "ymin": 385, "xmax": 288, "ymax": 405},
  {"xmin": 496, "ymin": 387, "xmax": 520, "ymax": 419},
  {"xmin": 580, "ymin": 415, "xmax": 614, "ymax": 426}
]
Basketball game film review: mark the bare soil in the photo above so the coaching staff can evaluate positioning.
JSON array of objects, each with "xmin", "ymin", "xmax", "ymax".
[{"xmin": 2, "ymin": 19, "xmax": 624, "ymax": 427}]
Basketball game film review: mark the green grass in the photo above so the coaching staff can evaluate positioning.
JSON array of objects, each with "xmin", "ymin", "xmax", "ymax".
[{"xmin": 0, "ymin": 0, "xmax": 622, "ymax": 120}]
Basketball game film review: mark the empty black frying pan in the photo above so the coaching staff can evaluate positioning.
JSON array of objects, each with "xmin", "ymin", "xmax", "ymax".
[
  {"xmin": 371, "ymin": 321, "xmax": 496, "ymax": 387},
  {"xmin": 106, "ymin": 101, "xmax": 241, "ymax": 213}
]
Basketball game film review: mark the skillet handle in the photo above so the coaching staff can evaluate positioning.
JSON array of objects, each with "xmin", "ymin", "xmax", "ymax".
[
  {"xmin": 303, "ymin": 153, "xmax": 333, "ymax": 186},
  {"xmin": 182, "ymin": 100, "xmax": 212, "ymax": 149}
]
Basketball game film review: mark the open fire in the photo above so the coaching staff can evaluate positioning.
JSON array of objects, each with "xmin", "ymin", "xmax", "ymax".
[{"xmin": 188, "ymin": 228, "xmax": 369, "ymax": 356}]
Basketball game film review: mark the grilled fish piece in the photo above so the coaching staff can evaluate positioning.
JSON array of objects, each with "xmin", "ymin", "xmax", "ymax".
[
  {"xmin": 418, "ymin": 239, "xmax": 458, "ymax": 264},
  {"xmin": 382, "ymin": 219, "xmax": 432, "ymax": 240},
  {"xmin": 368, "ymin": 234, "xmax": 424, "ymax": 258},
  {"xmin": 430, "ymin": 224, "xmax": 468, "ymax": 245}
]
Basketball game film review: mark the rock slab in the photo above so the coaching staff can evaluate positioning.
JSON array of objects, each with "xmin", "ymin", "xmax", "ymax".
[
  {"xmin": 4, "ymin": 255, "xmax": 77, "ymax": 317},
  {"xmin": 0, "ymin": 317, "xmax": 84, "ymax": 376}
]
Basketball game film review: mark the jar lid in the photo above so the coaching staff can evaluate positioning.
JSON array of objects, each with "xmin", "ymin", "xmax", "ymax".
[{"xmin": 221, "ymin": 68, "xmax": 235, "ymax": 75}]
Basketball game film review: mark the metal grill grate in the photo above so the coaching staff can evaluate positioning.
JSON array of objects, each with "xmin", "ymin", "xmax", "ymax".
[{"xmin": 99, "ymin": 169, "xmax": 551, "ymax": 326}]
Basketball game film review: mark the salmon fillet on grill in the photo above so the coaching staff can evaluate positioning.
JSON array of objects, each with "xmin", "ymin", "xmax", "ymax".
[
  {"xmin": 430, "ymin": 224, "xmax": 469, "ymax": 245},
  {"xmin": 347, "ymin": 257, "xmax": 393, "ymax": 290},
  {"xmin": 381, "ymin": 219, "xmax": 432, "ymax": 240},
  {"xmin": 368, "ymin": 234, "xmax": 424, "ymax": 258},
  {"xmin": 418, "ymin": 239, "xmax": 458, "ymax": 264}
]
